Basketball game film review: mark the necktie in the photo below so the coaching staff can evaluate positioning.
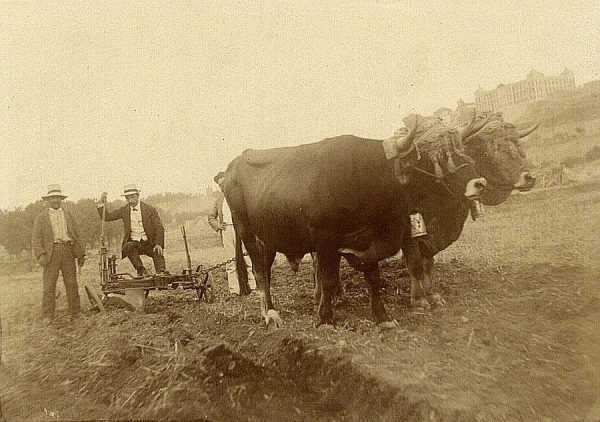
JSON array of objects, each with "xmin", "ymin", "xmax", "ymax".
[{"xmin": 132, "ymin": 207, "xmax": 137, "ymax": 211}]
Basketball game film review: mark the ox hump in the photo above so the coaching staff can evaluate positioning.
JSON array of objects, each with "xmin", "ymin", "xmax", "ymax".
[{"xmin": 242, "ymin": 147, "xmax": 296, "ymax": 167}]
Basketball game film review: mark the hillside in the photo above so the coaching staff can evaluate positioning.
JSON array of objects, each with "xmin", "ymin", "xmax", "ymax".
[
  {"xmin": 147, "ymin": 192, "xmax": 222, "ymax": 252},
  {"xmin": 508, "ymin": 87, "xmax": 600, "ymax": 185}
]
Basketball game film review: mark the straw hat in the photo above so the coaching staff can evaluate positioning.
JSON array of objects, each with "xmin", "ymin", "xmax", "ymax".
[
  {"xmin": 121, "ymin": 184, "xmax": 141, "ymax": 197},
  {"xmin": 42, "ymin": 184, "xmax": 68, "ymax": 200}
]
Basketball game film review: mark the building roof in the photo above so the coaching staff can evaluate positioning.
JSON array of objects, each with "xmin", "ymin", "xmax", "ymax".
[{"xmin": 527, "ymin": 68, "xmax": 544, "ymax": 79}]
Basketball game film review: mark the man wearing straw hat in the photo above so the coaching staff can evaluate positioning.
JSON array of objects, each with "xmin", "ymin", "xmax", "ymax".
[
  {"xmin": 97, "ymin": 184, "xmax": 166, "ymax": 277},
  {"xmin": 32, "ymin": 185, "xmax": 86, "ymax": 323}
]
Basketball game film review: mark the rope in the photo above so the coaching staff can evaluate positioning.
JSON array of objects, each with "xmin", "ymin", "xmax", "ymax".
[{"xmin": 408, "ymin": 163, "xmax": 470, "ymax": 199}]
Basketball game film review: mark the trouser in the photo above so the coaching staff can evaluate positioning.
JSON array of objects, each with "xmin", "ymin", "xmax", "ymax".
[
  {"xmin": 42, "ymin": 243, "xmax": 80, "ymax": 317},
  {"xmin": 222, "ymin": 224, "xmax": 255, "ymax": 294},
  {"xmin": 122, "ymin": 240, "xmax": 166, "ymax": 275}
]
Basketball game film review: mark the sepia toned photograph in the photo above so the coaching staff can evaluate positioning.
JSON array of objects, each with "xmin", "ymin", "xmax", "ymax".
[{"xmin": 0, "ymin": 1, "xmax": 599, "ymax": 421}]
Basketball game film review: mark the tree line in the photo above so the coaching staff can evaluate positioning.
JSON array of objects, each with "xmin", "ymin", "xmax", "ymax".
[
  {"xmin": 0, "ymin": 199, "xmax": 124, "ymax": 260},
  {"xmin": 0, "ymin": 194, "xmax": 206, "ymax": 261}
]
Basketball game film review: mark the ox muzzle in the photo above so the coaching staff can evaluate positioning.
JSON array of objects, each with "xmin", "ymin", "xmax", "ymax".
[
  {"xmin": 464, "ymin": 177, "xmax": 487, "ymax": 199},
  {"xmin": 513, "ymin": 171, "xmax": 536, "ymax": 192}
]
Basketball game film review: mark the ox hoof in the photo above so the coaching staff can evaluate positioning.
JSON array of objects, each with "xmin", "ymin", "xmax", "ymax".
[
  {"xmin": 411, "ymin": 298, "xmax": 431, "ymax": 311},
  {"xmin": 377, "ymin": 320, "xmax": 399, "ymax": 331},
  {"xmin": 265, "ymin": 309, "xmax": 283, "ymax": 328},
  {"xmin": 429, "ymin": 294, "xmax": 446, "ymax": 307}
]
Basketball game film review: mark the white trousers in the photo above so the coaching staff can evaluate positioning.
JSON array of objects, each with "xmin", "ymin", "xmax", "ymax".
[{"xmin": 222, "ymin": 224, "xmax": 256, "ymax": 294}]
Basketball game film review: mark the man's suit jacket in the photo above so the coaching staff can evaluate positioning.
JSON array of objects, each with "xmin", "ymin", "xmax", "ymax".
[
  {"xmin": 32, "ymin": 208, "xmax": 86, "ymax": 266},
  {"xmin": 98, "ymin": 201, "xmax": 165, "ymax": 257}
]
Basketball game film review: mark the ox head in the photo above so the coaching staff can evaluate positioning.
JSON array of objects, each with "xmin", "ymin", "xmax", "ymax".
[
  {"xmin": 409, "ymin": 123, "xmax": 488, "ymax": 201},
  {"xmin": 462, "ymin": 118, "xmax": 539, "ymax": 205}
]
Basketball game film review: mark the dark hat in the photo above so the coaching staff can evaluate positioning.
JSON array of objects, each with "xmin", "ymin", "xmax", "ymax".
[{"xmin": 213, "ymin": 171, "xmax": 226, "ymax": 184}]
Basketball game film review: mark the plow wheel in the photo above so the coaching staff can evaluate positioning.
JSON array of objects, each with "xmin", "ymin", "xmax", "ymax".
[
  {"xmin": 196, "ymin": 272, "xmax": 214, "ymax": 303},
  {"xmin": 85, "ymin": 285, "xmax": 106, "ymax": 314}
]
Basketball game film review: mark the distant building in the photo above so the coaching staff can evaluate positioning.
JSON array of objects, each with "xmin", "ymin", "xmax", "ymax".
[
  {"xmin": 452, "ymin": 99, "xmax": 476, "ymax": 126},
  {"xmin": 474, "ymin": 69, "xmax": 576, "ymax": 112}
]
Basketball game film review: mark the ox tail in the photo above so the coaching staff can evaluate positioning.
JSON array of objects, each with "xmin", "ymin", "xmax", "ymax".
[{"xmin": 234, "ymin": 227, "xmax": 251, "ymax": 296}]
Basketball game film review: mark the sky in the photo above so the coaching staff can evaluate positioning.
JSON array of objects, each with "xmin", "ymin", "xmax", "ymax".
[{"xmin": 1, "ymin": 0, "xmax": 599, "ymax": 209}]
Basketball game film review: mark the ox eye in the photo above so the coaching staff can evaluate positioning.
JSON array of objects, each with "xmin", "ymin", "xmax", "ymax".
[{"xmin": 508, "ymin": 144, "xmax": 520, "ymax": 157}]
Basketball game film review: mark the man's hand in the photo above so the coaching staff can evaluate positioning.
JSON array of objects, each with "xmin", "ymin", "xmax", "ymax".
[
  {"xmin": 99, "ymin": 192, "xmax": 108, "ymax": 203},
  {"xmin": 37, "ymin": 254, "xmax": 48, "ymax": 267},
  {"xmin": 77, "ymin": 256, "xmax": 86, "ymax": 268},
  {"xmin": 153, "ymin": 245, "xmax": 163, "ymax": 255},
  {"xmin": 219, "ymin": 222, "xmax": 227, "ymax": 231}
]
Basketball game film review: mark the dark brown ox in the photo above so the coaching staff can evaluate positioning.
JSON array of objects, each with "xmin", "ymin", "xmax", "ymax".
[
  {"xmin": 223, "ymin": 122, "xmax": 486, "ymax": 328},
  {"xmin": 401, "ymin": 117, "xmax": 539, "ymax": 308}
]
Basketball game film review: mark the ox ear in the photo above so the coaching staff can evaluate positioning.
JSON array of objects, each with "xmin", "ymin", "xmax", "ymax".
[
  {"xmin": 459, "ymin": 112, "xmax": 490, "ymax": 141},
  {"xmin": 517, "ymin": 122, "xmax": 541, "ymax": 139}
]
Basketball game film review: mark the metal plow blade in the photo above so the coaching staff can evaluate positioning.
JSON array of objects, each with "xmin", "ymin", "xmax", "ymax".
[{"xmin": 120, "ymin": 288, "xmax": 147, "ymax": 311}]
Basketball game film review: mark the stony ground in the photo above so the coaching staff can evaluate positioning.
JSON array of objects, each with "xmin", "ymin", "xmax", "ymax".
[{"xmin": 1, "ymin": 181, "xmax": 599, "ymax": 421}]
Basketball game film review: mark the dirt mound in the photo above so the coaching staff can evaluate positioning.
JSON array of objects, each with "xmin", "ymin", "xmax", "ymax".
[{"xmin": 267, "ymin": 337, "xmax": 445, "ymax": 421}]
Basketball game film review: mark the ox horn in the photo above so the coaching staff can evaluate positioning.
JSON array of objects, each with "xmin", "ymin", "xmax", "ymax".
[
  {"xmin": 459, "ymin": 112, "xmax": 490, "ymax": 141},
  {"xmin": 517, "ymin": 122, "xmax": 541, "ymax": 139},
  {"xmin": 395, "ymin": 116, "xmax": 418, "ymax": 152}
]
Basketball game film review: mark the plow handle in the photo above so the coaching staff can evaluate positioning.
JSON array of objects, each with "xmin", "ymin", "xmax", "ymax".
[
  {"xmin": 99, "ymin": 194, "xmax": 109, "ymax": 287},
  {"xmin": 182, "ymin": 226, "xmax": 192, "ymax": 271}
]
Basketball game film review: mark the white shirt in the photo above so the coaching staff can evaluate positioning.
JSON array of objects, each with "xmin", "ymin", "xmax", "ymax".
[
  {"xmin": 222, "ymin": 198, "xmax": 233, "ymax": 225},
  {"xmin": 48, "ymin": 208, "xmax": 72, "ymax": 243},
  {"xmin": 129, "ymin": 205, "xmax": 148, "ymax": 241}
]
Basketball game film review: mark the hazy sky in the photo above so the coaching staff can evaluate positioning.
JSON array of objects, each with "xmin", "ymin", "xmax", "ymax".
[{"xmin": 1, "ymin": 0, "xmax": 599, "ymax": 209}]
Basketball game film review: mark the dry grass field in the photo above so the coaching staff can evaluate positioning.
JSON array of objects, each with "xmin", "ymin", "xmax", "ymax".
[{"xmin": 1, "ymin": 181, "xmax": 599, "ymax": 421}]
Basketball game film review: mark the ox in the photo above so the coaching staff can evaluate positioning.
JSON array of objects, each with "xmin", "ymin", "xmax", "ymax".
[
  {"xmin": 223, "ymin": 121, "xmax": 487, "ymax": 328},
  {"xmin": 307, "ymin": 116, "xmax": 539, "ymax": 311},
  {"xmin": 397, "ymin": 117, "xmax": 538, "ymax": 309}
]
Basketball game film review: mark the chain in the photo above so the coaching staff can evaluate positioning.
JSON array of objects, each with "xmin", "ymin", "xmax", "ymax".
[{"xmin": 195, "ymin": 253, "xmax": 249, "ymax": 275}]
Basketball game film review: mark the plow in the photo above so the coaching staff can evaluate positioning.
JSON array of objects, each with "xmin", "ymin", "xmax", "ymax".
[{"xmin": 85, "ymin": 225, "xmax": 215, "ymax": 312}]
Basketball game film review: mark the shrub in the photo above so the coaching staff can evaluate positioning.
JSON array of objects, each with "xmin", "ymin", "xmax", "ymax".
[
  {"xmin": 561, "ymin": 155, "xmax": 585, "ymax": 168},
  {"xmin": 585, "ymin": 145, "xmax": 600, "ymax": 162}
]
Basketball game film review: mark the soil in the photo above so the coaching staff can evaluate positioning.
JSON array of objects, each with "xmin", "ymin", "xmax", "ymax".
[{"xmin": 1, "ymin": 181, "xmax": 599, "ymax": 421}]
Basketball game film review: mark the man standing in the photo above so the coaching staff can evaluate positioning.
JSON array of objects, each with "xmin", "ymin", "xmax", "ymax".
[
  {"xmin": 32, "ymin": 185, "xmax": 86, "ymax": 323},
  {"xmin": 208, "ymin": 172, "xmax": 256, "ymax": 295},
  {"xmin": 98, "ymin": 184, "xmax": 165, "ymax": 277}
]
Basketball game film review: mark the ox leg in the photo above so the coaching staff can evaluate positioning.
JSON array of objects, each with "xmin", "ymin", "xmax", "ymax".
[
  {"xmin": 363, "ymin": 264, "xmax": 398, "ymax": 328},
  {"xmin": 257, "ymin": 244, "xmax": 280, "ymax": 327},
  {"xmin": 243, "ymin": 236, "xmax": 281, "ymax": 327},
  {"xmin": 421, "ymin": 254, "xmax": 445, "ymax": 307},
  {"xmin": 315, "ymin": 251, "xmax": 340, "ymax": 327},
  {"xmin": 402, "ymin": 242, "xmax": 430, "ymax": 310},
  {"xmin": 312, "ymin": 252, "xmax": 320, "ymax": 308},
  {"xmin": 312, "ymin": 252, "xmax": 344, "ymax": 312},
  {"xmin": 311, "ymin": 251, "xmax": 344, "ymax": 307}
]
